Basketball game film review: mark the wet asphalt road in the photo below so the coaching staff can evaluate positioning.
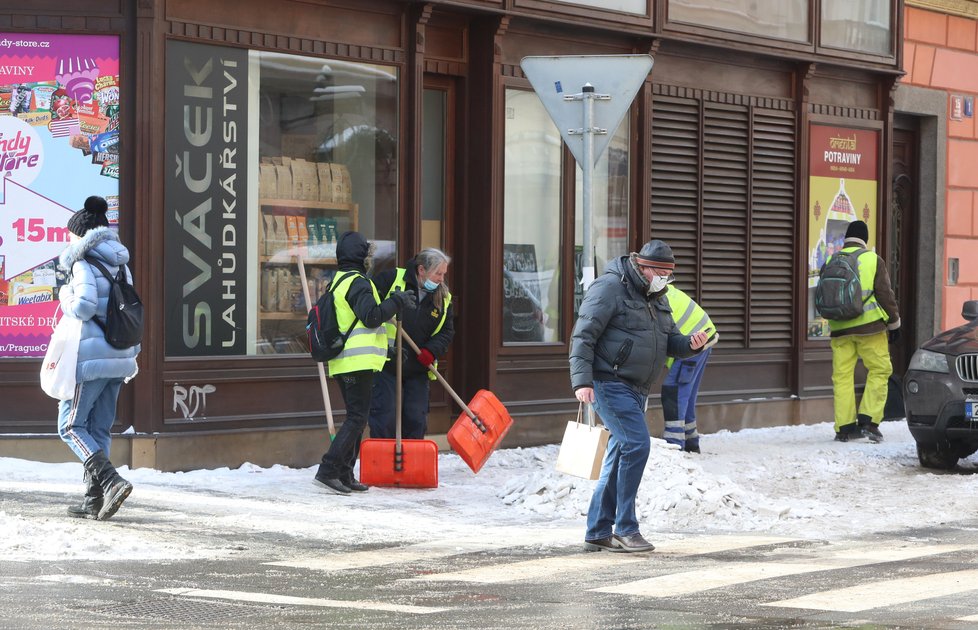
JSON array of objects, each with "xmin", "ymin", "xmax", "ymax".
[
  {"xmin": 0, "ymin": 490, "xmax": 978, "ymax": 630},
  {"xmin": 6, "ymin": 489, "xmax": 978, "ymax": 630}
]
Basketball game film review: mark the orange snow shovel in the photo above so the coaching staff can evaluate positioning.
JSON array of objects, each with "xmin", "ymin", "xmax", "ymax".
[
  {"xmin": 399, "ymin": 329, "xmax": 513, "ymax": 474},
  {"xmin": 359, "ymin": 317, "xmax": 439, "ymax": 488}
]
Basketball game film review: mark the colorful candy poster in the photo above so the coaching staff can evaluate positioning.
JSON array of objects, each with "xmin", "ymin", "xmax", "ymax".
[
  {"xmin": 0, "ymin": 33, "xmax": 119, "ymax": 357},
  {"xmin": 806, "ymin": 124, "xmax": 879, "ymax": 339}
]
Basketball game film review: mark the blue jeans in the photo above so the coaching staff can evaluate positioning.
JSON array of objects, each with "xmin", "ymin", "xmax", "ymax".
[
  {"xmin": 368, "ymin": 370, "xmax": 431, "ymax": 440},
  {"xmin": 661, "ymin": 348, "xmax": 712, "ymax": 448},
  {"xmin": 57, "ymin": 378, "xmax": 123, "ymax": 461},
  {"xmin": 586, "ymin": 379, "xmax": 651, "ymax": 541}
]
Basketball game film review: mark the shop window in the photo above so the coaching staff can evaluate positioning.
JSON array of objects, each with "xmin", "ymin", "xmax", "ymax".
[
  {"xmin": 503, "ymin": 89, "xmax": 562, "ymax": 344},
  {"xmin": 820, "ymin": 0, "xmax": 891, "ymax": 56},
  {"xmin": 551, "ymin": 0, "xmax": 647, "ymax": 14},
  {"xmin": 668, "ymin": 0, "xmax": 808, "ymax": 42},
  {"xmin": 164, "ymin": 43, "xmax": 398, "ymax": 357},
  {"xmin": 503, "ymin": 88, "xmax": 631, "ymax": 344}
]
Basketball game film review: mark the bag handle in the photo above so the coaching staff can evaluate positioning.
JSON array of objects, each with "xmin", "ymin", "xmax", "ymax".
[{"xmin": 575, "ymin": 403, "xmax": 597, "ymax": 428}]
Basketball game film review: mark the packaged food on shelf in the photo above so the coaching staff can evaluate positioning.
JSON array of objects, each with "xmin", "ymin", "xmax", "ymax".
[{"xmin": 317, "ymin": 163, "xmax": 333, "ymax": 202}]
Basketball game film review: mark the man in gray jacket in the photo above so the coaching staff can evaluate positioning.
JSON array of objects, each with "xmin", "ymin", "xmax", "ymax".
[{"xmin": 570, "ymin": 240, "xmax": 709, "ymax": 553}]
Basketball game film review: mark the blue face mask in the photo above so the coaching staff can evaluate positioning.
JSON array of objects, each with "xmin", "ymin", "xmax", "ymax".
[{"xmin": 423, "ymin": 279, "xmax": 439, "ymax": 292}]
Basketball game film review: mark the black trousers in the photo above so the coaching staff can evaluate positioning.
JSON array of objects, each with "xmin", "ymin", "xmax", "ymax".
[
  {"xmin": 317, "ymin": 369, "xmax": 374, "ymax": 480},
  {"xmin": 367, "ymin": 370, "xmax": 431, "ymax": 440}
]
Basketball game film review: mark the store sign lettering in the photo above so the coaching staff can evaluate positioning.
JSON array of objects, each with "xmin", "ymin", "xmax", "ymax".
[{"xmin": 164, "ymin": 41, "xmax": 247, "ymax": 356}]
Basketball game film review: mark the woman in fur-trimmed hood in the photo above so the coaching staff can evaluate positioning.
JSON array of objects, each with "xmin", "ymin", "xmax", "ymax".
[{"xmin": 54, "ymin": 195, "xmax": 137, "ymax": 522}]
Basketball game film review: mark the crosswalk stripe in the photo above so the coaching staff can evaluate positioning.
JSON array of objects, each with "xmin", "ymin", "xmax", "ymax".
[
  {"xmin": 763, "ymin": 569, "xmax": 978, "ymax": 612},
  {"xmin": 593, "ymin": 562, "xmax": 829, "ymax": 597},
  {"xmin": 653, "ymin": 534, "xmax": 800, "ymax": 555},
  {"xmin": 416, "ymin": 554, "xmax": 646, "ymax": 584},
  {"xmin": 266, "ymin": 529, "xmax": 581, "ymax": 572},
  {"xmin": 592, "ymin": 544, "xmax": 969, "ymax": 598},
  {"xmin": 157, "ymin": 588, "xmax": 449, "ymax": 615},
  {"xmin": 414, "ymin": 534, "xmax": 803, "ymax": 584}
]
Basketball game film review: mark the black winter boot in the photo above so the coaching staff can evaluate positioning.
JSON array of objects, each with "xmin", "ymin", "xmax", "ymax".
[
  {"xmin": 858, "ymin": 414, "xmax": 883, "ymax": 443},
  {"xmin": 83, "ymin": 451, "xmax": 133, "ymax": 521},
  {"xmin": 67, "ymin": 470, "xmax": 103, "ymax": 519}
]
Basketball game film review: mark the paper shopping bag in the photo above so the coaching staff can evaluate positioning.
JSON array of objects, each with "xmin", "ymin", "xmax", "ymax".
[
  {"xmin": 40, "ymin": 315, "xmax": 82, "ymax": 401},
  {"xmin": 555, "ymin": 404, "xmax": 610, "ymax": 480}
]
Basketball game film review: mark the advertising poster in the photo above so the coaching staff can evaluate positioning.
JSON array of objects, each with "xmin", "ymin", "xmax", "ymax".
[
  {"xmin": 0, "ymin": 34, "xmax": 120, "ymax": 358},
  {"xmin": 807, "ymin": 124, "xmax": 879, "ymax": 339},
  {"xmin": 164, "ymin": 41, "xmax": 248, "ymax": 356}
]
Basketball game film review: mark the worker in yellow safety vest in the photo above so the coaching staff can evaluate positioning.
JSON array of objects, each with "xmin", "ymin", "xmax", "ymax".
[
  {"xmin": 312, "ymin": 231, "xmax": 416, "ymax": 496},
  {"xmin": 368, "ymin": 248, "xmax": 455, "ymax": 440},
  {"xmin": 661, "ymin": 284, "xmax": 718, "ymax": 453},
  {"xmin": 824, "ymin": 220, "xmax": 901, "ymax": 443}
]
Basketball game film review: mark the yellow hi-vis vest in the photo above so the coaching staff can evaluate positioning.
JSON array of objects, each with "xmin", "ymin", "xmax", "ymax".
[
  {"xmin": 827, "ymin": 247, "xmax": 886, "ymax": 333},
  {"xmin": 326, "ymin": 270, "xmax": 388, "ymax": 377},
  {"xmin": 664, "ymin": 285, "xmax": 715, "ymax": 369},
  {"xmin": 383, "ymin": 267, "xmax": 452, "ymax": 380}
]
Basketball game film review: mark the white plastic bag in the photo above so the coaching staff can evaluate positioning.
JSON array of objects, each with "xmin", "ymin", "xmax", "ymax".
[{"xmin": 40, "ymin": 315, "xmax": 82, "ymax": 400}]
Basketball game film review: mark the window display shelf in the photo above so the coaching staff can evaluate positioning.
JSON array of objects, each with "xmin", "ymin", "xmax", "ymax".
[
  {"xmin": 259, "ymin": 198, "xmax": 357, "ymax": 212},
  {"xmin": 256, "ymin": 197, "xmax": 358, "ymax": 355}
]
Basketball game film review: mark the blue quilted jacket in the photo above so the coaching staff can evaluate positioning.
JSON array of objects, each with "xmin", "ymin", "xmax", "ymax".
[{"xmin": 58, "ymin": 227, "xmax": 140, "ymax": 382}]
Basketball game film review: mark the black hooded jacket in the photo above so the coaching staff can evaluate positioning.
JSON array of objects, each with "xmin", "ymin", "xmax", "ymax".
[{"xmin": 335, "ymin": 231, "xmax": 399, "ymax": 328}]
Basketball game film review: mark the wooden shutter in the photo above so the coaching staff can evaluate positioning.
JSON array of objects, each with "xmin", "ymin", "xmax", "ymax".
[
  {"xmin": 701, "ymin": 103, "xmax": 749, "ymax": 346},
  {"xmin": 749, "ymin": 109, "xmax": 796, "ymax": 348},
  {"xmin": 650, "ymin": 96, "xmax": 700, "ymax": 278},
  {"xmin": 652, "ymin": 91, "xmax": 797, "ymax": 351}
]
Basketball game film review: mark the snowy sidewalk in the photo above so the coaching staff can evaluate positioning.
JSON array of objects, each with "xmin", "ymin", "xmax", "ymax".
[{"xmin": 2, "ymin": 421, "xmax": 976, "ymax": 562}]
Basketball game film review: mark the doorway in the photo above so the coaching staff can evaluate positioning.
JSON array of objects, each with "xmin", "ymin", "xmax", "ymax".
[
  {"xmin": 890, "ymin": 119, "xmax": 919, "ymax": 376},
  {"xmin": 421, "ymin": 75, "xmax": 460, "ymax": 432}
]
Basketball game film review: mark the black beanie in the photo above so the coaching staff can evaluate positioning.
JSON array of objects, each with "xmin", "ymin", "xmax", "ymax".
[
  {"xmin": 67, "ymin": 196, "xmax": 110, "ymax": 236},
  {"xmin": 844, "ymin": 220, "xmax": 869, "ymax": 243}
]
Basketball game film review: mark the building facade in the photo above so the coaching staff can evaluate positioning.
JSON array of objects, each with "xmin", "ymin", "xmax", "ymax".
[{"xmin": 0, "ymin": 0, "xmax": 918, "ymax": 470}]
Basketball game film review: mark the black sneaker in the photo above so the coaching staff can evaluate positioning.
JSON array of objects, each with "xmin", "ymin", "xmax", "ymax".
[
  {"xmin": 612, "ymin": 532, "xmax": 655, "ymax": 553},
  {"xmin": 313, "ymin": 476, "xmax": 351, "ymax": 495},
  {"xmin": 684, "ymin": 442, "xmax": 701, "ymax": 454},
  {"xmin": 342, "ymin": 478, "xmax": 369, "ymax": 492},
  {"xmin": 584, "ymin": 536, "xmax": 620, "ymax": 553}
]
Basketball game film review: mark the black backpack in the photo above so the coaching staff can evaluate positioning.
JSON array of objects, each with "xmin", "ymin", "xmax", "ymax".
[
  {"xmin": 814, "ymin": 248, "xmax": 868, "ymax": 321},
  {"xmin": 86, "ymin": 258, "xmax": 144, "ymax": 349},
  {"xmin": 306, "ymin": 272, "xmax": 360, "ymax": 362}
]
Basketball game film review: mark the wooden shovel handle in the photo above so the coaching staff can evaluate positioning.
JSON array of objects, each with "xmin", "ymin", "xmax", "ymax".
[
  {"xmin": 397, "ymin": 327, "xmax": 487, "ymax": 433},
  {"xmin": 297, "ymin": 253, "xmax": 335, "ymax": 438}
]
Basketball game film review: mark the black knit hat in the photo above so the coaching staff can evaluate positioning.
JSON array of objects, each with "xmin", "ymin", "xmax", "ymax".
[
  {"xmin": 845, "ymin": 220, "xmax": 869, "ymax": 243},
  {"xmin": 67, "ymin": 196, "xmax": 110, "ymax": 236},
  {"xmin": 635, "ymin": 239, "xmax": 676, "ymax": 271}
]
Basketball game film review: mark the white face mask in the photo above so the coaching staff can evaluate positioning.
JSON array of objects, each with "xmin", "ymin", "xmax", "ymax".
[{"xmin": 648, "ymin": 275, "xmax": 668, "ymax": 294}]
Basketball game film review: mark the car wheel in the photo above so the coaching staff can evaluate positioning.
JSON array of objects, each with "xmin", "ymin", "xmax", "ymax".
[{"xmin": 916, "ymin": 443, "xmax": 958, "ymax": 470}]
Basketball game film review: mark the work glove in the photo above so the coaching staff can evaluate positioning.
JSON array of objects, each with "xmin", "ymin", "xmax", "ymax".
[
  {"xmin": 390, "ymin": 290, "xmax": 417, "ymax": 311},
  {"xmin": 417, "ymin": 348, "xmax": 435, "ymax": 368},
  {"xmin": 888, "ymin": 328, "xmax": 900, "ymax": 344}
]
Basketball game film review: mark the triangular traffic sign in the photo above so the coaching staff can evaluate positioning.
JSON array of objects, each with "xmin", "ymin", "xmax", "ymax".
[{"xmin": 520, "ymin": 55, "xmax": 653, "ymax": 168}]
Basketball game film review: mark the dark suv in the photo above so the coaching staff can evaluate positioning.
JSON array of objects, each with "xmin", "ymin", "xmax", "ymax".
[{"xmin": 904, "ymin": 300, "xmax": 978, "ymax": 469}]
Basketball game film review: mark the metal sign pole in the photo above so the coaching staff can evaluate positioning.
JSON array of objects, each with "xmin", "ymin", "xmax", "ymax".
[
  {"xmin": 519, "ymin": 54, "xmax": 654, "ymax": 289},
  {"xmin": 567, "ymin": 84, "xmax": 609, "ymax": 292}
]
